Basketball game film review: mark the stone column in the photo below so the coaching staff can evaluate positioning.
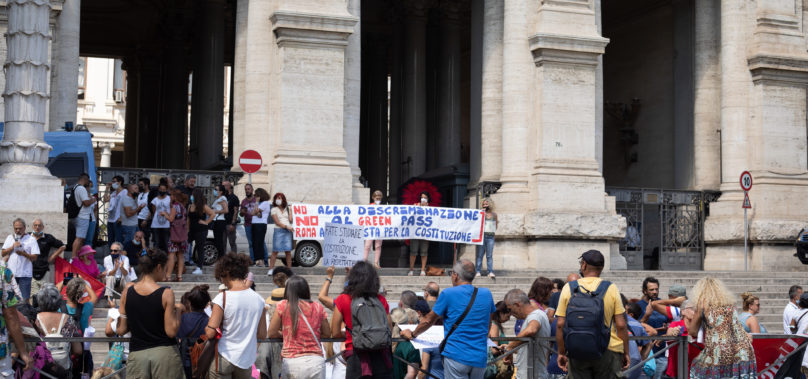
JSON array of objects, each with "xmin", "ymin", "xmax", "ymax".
[
  {"xmin": 692, "ymin": 0, "xmax": 720, "ymax": 190},
  {"xmin": 48, "ymin": 0, "xmax": 79, "ymax": 131},
  {"xmin": 99, "ymin": 142, "xmax": 113, "ymax": 167},
  {"xmin": 479, "ymin": 0, "xmax": 503, "ymax": 182},
  {"xmin": 468, "ymin": 0, "xmax": 483, "ymax": 189},
  {"xmin": 122, "ymin": 62, "xmax": 138, "ymax": 166},
  {"xmin": 231, "ymin": 0, "xmax": 248, "ymax": 170},
  {"xmin": 436, "ymin": 3, "xmax": 463, "ymax": 168},
  {"xmin": 135, "ymin": 57, "xmax": 161, "ymax": 168},
  {"xmin": 267, "ymin": 3, "xmax": 358, "ymax": 203},
  {"xmin": 189, "ymin": 0, "xmax": 225, "ymax": 170},
  {"xmin": 401, "ymin": 1, "xmax": 428, "ymax": 179},
  {"xmin": 0, "ymin": 0, "xmax": 66, "ymax": 239},
  {"xmin": 388, "ymin": 20, "xmax": 404, "ymax": 202},
  {"xmin": 159, "ymin": 20, "xmax": 190, "ymax": 169},
  {"xmin": 365, "ymin": 38, "xmax": 389, "ymax": 196},
  {"xmin": 496, "ymin": 0, "xmax": 531, "ymax": 202},
  {"xmin": 344, "ymin": 0, "xmax": 367, "ymax": 203}
]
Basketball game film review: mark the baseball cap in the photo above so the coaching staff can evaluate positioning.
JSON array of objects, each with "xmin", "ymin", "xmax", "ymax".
[
  {"xmin": 580, "ymin": 250, "xmax": 605, "ymax": 267},
  {"xmin": 669, "ymin": 284, "xmax": 686, "ymax": 297}
]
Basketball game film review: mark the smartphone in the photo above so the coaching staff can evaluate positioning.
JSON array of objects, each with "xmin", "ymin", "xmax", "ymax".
[{"xmin": 63, "ymin": 272, "xmax": 74, "ymax": 286}]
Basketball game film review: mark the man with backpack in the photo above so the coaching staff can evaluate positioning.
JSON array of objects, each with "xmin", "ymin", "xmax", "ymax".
[
  {"xmin": 555, "ymin": 250, "xmax": 629, "ymax": 378},
  {"xmin": 401, "ymin": 259, "xmax": 495, "ymax": 379},
  {"xmin": 69, "ymin": 173, "xmax": 97, "ymax": 255}
]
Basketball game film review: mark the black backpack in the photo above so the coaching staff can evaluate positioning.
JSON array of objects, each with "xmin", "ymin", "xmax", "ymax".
[
  {"xmin": 562, "ymin": 280, "xmax": 613, "ymax": 360},
  {"xmin": 65, "ymin": 184, "xmax": 81, "ymax": 219}
]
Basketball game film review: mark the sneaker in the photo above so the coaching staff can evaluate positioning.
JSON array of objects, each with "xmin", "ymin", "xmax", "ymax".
[
  {"xmin": 192, "ymin": 267, "xmax": 203, "ymax": 275},
  {"xmin": 420, "ymin": 270, "xmax": 426, "ymax": 277},
  {"xmin": 488, "ymin": 272, "xmax": 496, "ymax": 279},
  {"xmin": 267, "ymin": 268, "xmax": 274, "ymax": 276},
  {"xmin": 475, "ymin": 272, "xmax": 481, "ymax": 277},
  {"xmin": 407, "ymin": 270, "xmax": 414, "ymax": 276}
]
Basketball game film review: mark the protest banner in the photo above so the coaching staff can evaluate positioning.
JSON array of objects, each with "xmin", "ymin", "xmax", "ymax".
[
  {"xmin": 291, "ymin": 204, "xmax": 485, "ymax": 245},
  {"xmin": 322, "ymin": 222, "xmax": 365, "ymax": 268},
  {"xmin": 54, "ymin": 257, "xmax": 105, "ymax": 300}
]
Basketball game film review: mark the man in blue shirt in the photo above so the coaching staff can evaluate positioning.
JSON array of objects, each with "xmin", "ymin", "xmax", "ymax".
[
  {"xmin": 637, "ymin": 277, "xmax": 667, "ymax": 378},
  {"xmin": 625, "ymin": 303, "xmax": 652, "ymax": 379},
  {"xmin": 401, "ymin": 259, "xmax": 495, "ymax": 379}
]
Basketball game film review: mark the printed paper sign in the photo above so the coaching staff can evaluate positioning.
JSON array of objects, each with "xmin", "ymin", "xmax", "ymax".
[
  {"xmin": 292, "ymin": 204, "xmax": 485, "ymax": 245},
  {"xmin": 322, "ymin": 222, "xmax": 364, "ymax": 268},
  {"xmin": 398, "ymin": 324, "xmax": 445, "ymax": 350}
]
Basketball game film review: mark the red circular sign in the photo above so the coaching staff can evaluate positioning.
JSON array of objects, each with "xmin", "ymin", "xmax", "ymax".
[
  {"xmin": 740, "ymin": 171, "xmax": 753, "ymax": 191},
  {"xmin": 239, "ymin": 150, "xmax": 262, "ymax": 174}
]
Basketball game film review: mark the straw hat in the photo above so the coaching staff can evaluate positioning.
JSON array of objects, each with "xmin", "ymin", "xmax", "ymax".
[{"xmin": 267, "ymin": 288, "xmax": 285, "ymax": 305}]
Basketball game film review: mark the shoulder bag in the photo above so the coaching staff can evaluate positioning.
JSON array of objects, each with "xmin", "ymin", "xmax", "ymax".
[{"xmin": 191, "ymin": 291, "xmax": 226, "ymax": 379}]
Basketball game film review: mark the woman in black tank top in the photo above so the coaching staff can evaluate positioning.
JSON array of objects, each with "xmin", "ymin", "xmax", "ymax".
[{"xmin": 117, "ymin": 248, "xmax": 184, "ymax": 378}]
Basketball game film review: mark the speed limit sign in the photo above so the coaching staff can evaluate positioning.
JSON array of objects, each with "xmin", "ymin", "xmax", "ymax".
[{"xmin": 740, "ymin": 171, "xmax": 753, "ymax": 191}]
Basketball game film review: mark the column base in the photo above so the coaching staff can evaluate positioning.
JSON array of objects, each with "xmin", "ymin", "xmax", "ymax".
[
  {"xmin": 704, "ymin": 244, "xmax": 805, "ymax": 271},
  {"xmin": 0, "ymin": 164, "xmax": 67, "ymax": 241}
]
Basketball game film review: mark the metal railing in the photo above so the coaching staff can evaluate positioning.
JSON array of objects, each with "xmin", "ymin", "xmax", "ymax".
[{"xmin": 18, "ymin": 334, "xmax": 806, "ymax": 379}]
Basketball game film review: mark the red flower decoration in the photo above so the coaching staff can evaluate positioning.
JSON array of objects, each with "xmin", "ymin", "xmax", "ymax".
[{"xmin": 401, "ymin": 180, "xmax": 442, "ymax": 206}]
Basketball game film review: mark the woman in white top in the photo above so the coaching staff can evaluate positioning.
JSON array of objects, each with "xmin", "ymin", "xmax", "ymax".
[
  {"xmin": 475, "ymin": 197, "xmax": 498, "ymax": 279},
  {"xmin": 211, "ymin": 184, "xmax": 229, "ymax": 259},
  {"xmin": 205, "ymin": 252, "xmax": 267, "ymax": 378},
  {"xmin": 150, "ymin": 183, "xmax": 171, "ymax": 251},
  {"xmin": 250, "ymin": 188, "xmax": 271, "ymax": 267},
  {"xmin": 270, "ymin": 192, "xmax": 294, "ymax": 274}
]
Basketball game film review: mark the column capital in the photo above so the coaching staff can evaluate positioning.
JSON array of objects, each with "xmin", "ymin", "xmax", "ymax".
[
  {"xmin": 748, "ymin": 54, "xmax": 808, "ymax": 85},
  {"xmin": 270, "ymin": 11, "xmax": 357, "ymax": 48},
  {"xmin": 529, "ymin": 33, "xmax": 608, "ymax": 67}
]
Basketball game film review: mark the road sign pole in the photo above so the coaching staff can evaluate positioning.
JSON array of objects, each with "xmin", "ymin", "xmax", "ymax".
[
  {"xmin": 744, "ymin": 204, "xmax": 748, "ymax": 272},
  {"xmin": 249, "ymin": 173, "xmax": 252, "ymax": 185}
]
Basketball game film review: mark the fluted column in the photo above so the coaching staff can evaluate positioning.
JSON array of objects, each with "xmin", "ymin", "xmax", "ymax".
[
  {"xmin": 136, "ymin": 57, "xmax": 161, "ymax": 168},
  {"xmin": 388, "ymin": 18, "xmax": 404, "ymax": 202},
  {"xmin": 48, "ymin": 0, "xmax": 79, "ymax": 131},
  {"xmin": 480, "ymin": 0, "xmax": 503, "ymax": 182},
  {"xmin": 365, "ymin": 37, "xmax": 389, "ymax": 194},
  {"xmin": 159, "ymin": 18, "xmax": 190, "ymax": 169},
  {"xmin": 693, "ymin": 0, "xmax": 720, "ymax": 190},
  {"xmin": 401, "ymin": 0, "xmax": 428, "ymax": 179},
  {"xmin": 189, "ymin": 0, "xmax": 225, "ymax": 170},
  {"xmin": 0, "ymin": 0, "xmax": 66, "ymax": 240},
  {"xmin": 436, "ymin": 3, "xmax": 463, "ymax": 168}
]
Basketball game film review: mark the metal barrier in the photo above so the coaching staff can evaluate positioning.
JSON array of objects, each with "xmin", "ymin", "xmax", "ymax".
[{"xmin": 19, "ymin": 334, "xmax": 808, "ymax": 379}]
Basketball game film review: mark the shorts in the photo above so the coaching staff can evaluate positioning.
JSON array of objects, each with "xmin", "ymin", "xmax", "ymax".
[
  {"xmin": 127, "ymin": 345, "xmax": 183, "ymax": 379},
  {"xmin": 75, "ymin": 218, "xmax": 90, "ymax": 240},
  {"xmin": 273, "ymin": 228, "xmax": 293, "ymax": 252},
  {"xmin": 409, "ymin": 240, "xmax": 429, "ymax": 257}
]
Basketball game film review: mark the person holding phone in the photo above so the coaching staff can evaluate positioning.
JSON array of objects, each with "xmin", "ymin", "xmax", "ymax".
[{"xmin": 408, "ymin": 191, "xmax": 431, "ymax": 276}]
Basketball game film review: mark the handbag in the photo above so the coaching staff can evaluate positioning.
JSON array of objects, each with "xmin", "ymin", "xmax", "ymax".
[
  {"xmin": 170, "ymin": 204, "xmax": 187, "ymax": 242},
  {"xmin": 191, "ymin": 291, "xmax": 226, "ymax": 379},
  {"xmin": 425, "ymin": 266, "xmax": 444, "ymax": 276},
  {"xmin": 102, "ymin": 342, "xmax": 125, "ymax": 370}
]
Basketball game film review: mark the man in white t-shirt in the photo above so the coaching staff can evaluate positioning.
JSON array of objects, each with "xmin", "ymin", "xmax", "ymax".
[
  {"xmin": 102, "ymin": 242, "xmax": 131, "ymax": 308},
  {"xmin": 502, "ymin": 288, "xmax": 550, "ymax": 379},
  {"xmin": 1, "ymin": 219, "xmax": 40, "ymax": 301},
  {"xmin": 784, "ymin": 285, "xmax": 803, "ymax": 334},
  {"xmin": 105, "ymin": 175, "xmax": 128, "ymax": 246},
  {"xmin": 71, "ymin": 173, "xmax": 97, "ymax": 255}
]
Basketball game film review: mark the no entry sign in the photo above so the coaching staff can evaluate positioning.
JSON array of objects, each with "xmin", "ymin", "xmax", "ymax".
[{"xmin": 239, "ymin": 150, "xmax": 262, "ymax": 174}]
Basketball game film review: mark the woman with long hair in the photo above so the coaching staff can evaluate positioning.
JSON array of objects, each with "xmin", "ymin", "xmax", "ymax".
[
  {"xmin": 475, "ymin": 197, "xmax": 497, "ymax": 278},
  {"xmin": 165, "ymin": 189, "xmax": 188, "ymax": 282},
  {"xmin": 515, "ymin": 276, "xmax": 552, "ymax": 333},
  {"xmin": 117, "ymin": 248, "xmax": 184, "ymax": 378},
  {"xmin": 211, "ymin": 184, "xmax": 230, "ymax": 259},
  {"xmin": 270, "ymin": 192, "xmax": 294, "ymax": 274},
  {"xmin": 739, "ymin": 292, "xmax": 768, "ymax": 334},
  {"xmin": 188, "ymin": 188, "xmax": 215, "ymax": 275},
  {"xmin": 251, "ymin": 188, "xmax": 271, "ymax": 267},
  {"xmin": 268, "ymin": 275, "xmax": 331, "ymax": 379},
  {"xmin": 685, "ymin": 277, "xmax": 756, "ymax": 378},
  {"xmin": 331, "ymin": 261, "xmax": 392, "ymax": 378},
  {"xmin": 205, "ymin": 252, "xmax": 267, "ymax": 378}
]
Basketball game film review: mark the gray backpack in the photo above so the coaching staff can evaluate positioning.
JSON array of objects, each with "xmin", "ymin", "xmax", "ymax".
[{"xmin": 349, "ymin": 296, "xmax": 391, "ymax": 351}]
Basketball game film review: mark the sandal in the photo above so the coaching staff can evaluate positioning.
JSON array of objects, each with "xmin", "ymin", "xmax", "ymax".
[{"xmin": 177, "ymin": 276, "xmax": 183, "ymax": 282}]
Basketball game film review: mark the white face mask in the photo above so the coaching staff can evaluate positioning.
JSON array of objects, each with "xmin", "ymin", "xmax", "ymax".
[
  {"xmin": 275, "ymin": 199, "xmax": 282, "ymax": 206},
  {"xmin": 111, "ymin": 182, "xmax": 120, "ymax": 190},
  {"xmin": 374, "ymin": 200, "xmax": 381, "ymax": 205},
  {"xmin": 421, "ymin": 198, "xmax": 428, "ymax": 204}
]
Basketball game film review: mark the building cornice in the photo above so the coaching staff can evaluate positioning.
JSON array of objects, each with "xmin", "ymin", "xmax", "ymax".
[
  {"xmin": 529, "ymin": 33, "xmax": 608, "ymax": 67},
  {"xmin": 270, "ymin": 11, "xmax": 357, "ymax": 49},
  {"xmin": 748, "ymin": 54, "xmax": 808, "ymax": 84}
]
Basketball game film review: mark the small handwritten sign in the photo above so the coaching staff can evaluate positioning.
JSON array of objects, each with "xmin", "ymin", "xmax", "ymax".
[{"xmin": 322, "ymin": 222, "xmax": 364, "ymax": 267}]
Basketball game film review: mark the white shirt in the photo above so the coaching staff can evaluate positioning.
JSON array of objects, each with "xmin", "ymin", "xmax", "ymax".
[
  {"xmin": 75, "ymin": 185, "xmax": 94, "ymax": 220},
  {"xmin": 1, "ymin": 234, "xmax": 40, "ymax": 278},
  {"xmin": 784, "ymin": 301, "xmax": 800, "ymax": 334},
  {"xmin": 213, "ymin": 289, "xmax": 265, "ymax": 369},
  {"xmin": 253, "ymin": 201, "xmax": 270, "ymax": 224},
  {"xmin": 103, "ymin": 255, "xmax": 130, "ymax": 279},
  {"xmin": 213, "ymin": 196, "xmax": 228, "ymax": 221},
  {"xmin": 271, "ymin": 207, "xmax": 292, "ymax": 228},
  {"xmin": 150, "ymin": 196, "xmax": 171, "ymax": 229},
  {"xmin": 107, "ymin": 189, "xmax": 127, "ymax": 222},
  {"xmin": 107, "ymin": 308, "xmax": 130, "ymax": 359},
  {"xmin": 137, "ymin": 192, "xmax": 150, "ymax": 220}
]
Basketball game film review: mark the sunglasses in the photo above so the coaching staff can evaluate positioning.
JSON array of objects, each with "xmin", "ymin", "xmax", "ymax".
[{"xmin": 111, "ymin": 249, "xmax": 121, "ymax": 252}]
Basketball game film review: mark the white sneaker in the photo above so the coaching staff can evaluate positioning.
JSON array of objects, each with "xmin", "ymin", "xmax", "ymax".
[
  {"xmin": 407, "ymin": 270, "xmax": 413, "ymax": 276},
  {"xmin": 475, "ymin": 272, "xmax": 481, "ymax": 277},
  {"xmin": 192, "ymin": 267, "xmax": 203, "ymax": 275},
  {"xmin": 420, "ymin": 270, "xmax": 426, "ymax": 277},
  {"xmin": 267, "ymin": 268, "xmax": 274, "ymax": 276},
  {"xmin": 488, "ymin": 272, "xmax": 496, "ymax": 279}
]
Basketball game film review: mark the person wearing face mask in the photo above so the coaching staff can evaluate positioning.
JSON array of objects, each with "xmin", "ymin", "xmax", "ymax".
[
  {"xmin": 475, "ymin": 197, "xmax": 497, "ymax": 279},
  {"xmin": 189, "ymin": 188, "xmax": 216, "ymax": 275},
  {"xmin": 150, "ymin": 183, "xmax": 172, "ymax": 251},
  {"xmin": 363, "ymin": 190, "xmax": 385, "ymax": 269},
  {"xmin": 104, "ymin": 175, "xmax": 128, "ymax": 246},
  {"xmin": 119, "ymin": 184, "xmax": 140, "ymax": 247},
  {"xmin": 269, "ymin": 192, "xmax": 294, "ymax": 275},
  {"xmin": 136, "ymin": 178, "xmax": 152, "ymax": 247},
  {"xmin": 240, "ymin": 184, "xmax": 260, "ymax": 264},
  {"xmin": 1, "ymin": 218, "xmax": 40, "ymax": 302},
  {"xmin": 124, "ymin": 231, "xmax": 146, "ymax": 275},
  {"xmin": 408, "ymin": 191, "xmax": 431, "ymax": 276},
  {"xmin": 250, "ymin": 188, "xmax": 271, "ymax": 269},
  {"xmin": 211, "ymin": 184, "xmax": 230, "ymax": 259},
  {"xmin": 29, "ymin": 218, "xmax": 65, "ymax": 301}
]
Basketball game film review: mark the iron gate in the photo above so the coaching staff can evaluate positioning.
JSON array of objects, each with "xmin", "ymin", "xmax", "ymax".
[{"xmin": 606, "ymin": 188, "xmax": 716, "ymax": 271}]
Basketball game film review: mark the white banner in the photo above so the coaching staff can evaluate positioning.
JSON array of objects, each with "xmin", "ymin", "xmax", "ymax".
[
  {"xmin": 322, "ymin": 222, "xmax": 364, "ymax": 268},
  {"xmin": 291, "ymin": 204, "xmax": 485, "ymax": 245}
]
